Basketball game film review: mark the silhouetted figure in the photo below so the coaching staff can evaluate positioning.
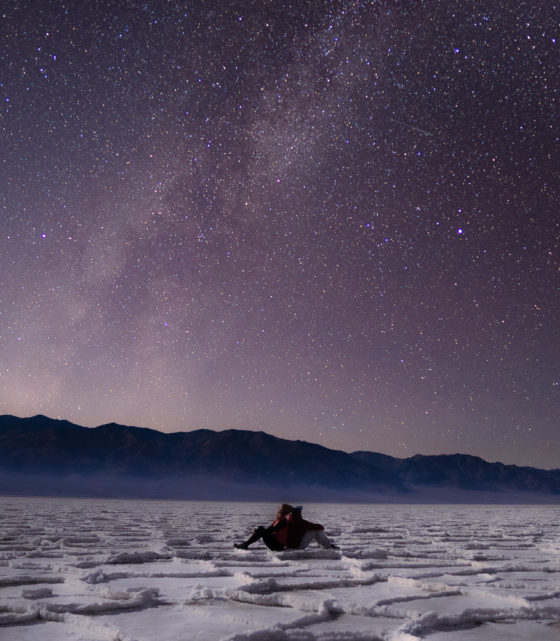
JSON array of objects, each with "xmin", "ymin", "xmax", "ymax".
[{"xmin": 234, "ymin": 504, "xmax": 338, "ymax": 551}]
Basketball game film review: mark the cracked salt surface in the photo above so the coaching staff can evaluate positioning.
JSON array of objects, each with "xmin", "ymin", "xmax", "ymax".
[{"xmin": 0, "ymin": 498, "xmax": 558, "ymax": 640}]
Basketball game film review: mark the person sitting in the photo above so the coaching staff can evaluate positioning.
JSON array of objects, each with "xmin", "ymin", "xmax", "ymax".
[{"xmin": 234, "ymin": 504, "xmax": 338, "ymax": 550}]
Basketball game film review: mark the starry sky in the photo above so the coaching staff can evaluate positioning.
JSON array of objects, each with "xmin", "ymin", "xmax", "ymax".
[{"xmin": 1, "ymin": 1, "xmax": 558, "ymax": 468}]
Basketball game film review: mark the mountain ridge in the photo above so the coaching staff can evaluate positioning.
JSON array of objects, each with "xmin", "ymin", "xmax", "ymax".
[{"xmin": 1, "ymin": 414, "xmax": 558, "ymax": 502}]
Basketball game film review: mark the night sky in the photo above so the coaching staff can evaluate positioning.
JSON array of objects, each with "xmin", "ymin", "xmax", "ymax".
[{"xmin": 1, "ymin": 1, "xmax": 558, "ymax": 468}]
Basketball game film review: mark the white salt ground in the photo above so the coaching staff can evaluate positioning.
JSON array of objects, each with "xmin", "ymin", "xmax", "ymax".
[{"xmin": 0, "ymin": 498, "xmax": 558, "ymax": 640}]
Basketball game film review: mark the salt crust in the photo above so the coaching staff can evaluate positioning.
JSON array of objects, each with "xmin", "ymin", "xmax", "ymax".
[{"xmin": 0, "ymin": 498, "xmax": 558, "ymax": 640}]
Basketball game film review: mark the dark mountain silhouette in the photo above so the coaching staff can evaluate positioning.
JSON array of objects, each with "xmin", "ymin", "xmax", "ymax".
[
  {"xmin": 1, "ymin": 415, "xmax": 558, "ymax": 502},
  {"xmin": 351, "ymin": 451, "xmax": 560, "ymax": 495}
]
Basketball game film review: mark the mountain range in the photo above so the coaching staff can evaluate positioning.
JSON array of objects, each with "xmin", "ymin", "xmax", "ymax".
[{"xmin": 1, "ymin": 414, "xmax": 558, "ymax": 502}]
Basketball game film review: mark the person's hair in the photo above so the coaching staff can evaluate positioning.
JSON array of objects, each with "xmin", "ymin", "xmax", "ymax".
[{"xmin": 276, "ymin": 504, "xmax": 294, "ymax": 519}]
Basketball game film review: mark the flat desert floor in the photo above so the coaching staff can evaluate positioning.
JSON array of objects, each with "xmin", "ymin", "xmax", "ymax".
[{"xmin": 0, "ymin": 497, "xmax": 559, "ymax": 640}]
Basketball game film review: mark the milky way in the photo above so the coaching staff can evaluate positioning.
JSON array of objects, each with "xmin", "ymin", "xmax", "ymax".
[{"xmin": 1, "ymin": 1, "xmax": 558, "ymax": 467}]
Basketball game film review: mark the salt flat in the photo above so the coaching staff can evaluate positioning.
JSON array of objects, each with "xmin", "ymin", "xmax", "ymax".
[{"xmin": 0, "ymin": 497, "xmax": 558, "ymax": 640}]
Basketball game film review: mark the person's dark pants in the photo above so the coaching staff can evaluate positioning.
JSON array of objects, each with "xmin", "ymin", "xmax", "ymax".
[{"xmin": 243, "ymin": 526, "xmax": 284, "ymax": 551}]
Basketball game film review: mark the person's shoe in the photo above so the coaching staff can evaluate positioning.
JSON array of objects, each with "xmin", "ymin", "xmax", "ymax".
[
  {"xmin": 234, "ymin": 542, "xmax": 249, "ymax": 550},
  {"xmin": 329, "ymin": 544, "xmax": 339, "ymax": 549}
]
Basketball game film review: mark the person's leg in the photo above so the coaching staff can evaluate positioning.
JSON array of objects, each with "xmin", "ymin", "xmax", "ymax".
[
  {"xmin": 261, "ymin": 531, "xmax": 285, "ymax": 551},
  {"xmin": 297, "ymin": 530, "xmax": 315, "ymax": 549},
  {"xmin": 314, "ymin": 530, "xmax": 335, "ymax": 548},
  {"xmin": 235, "ymin": 526, "xmax": 267, "ymax": 549},
  {"xmin": 297, "ymin": 530, "xmax": 336, "ymax": 549}
]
